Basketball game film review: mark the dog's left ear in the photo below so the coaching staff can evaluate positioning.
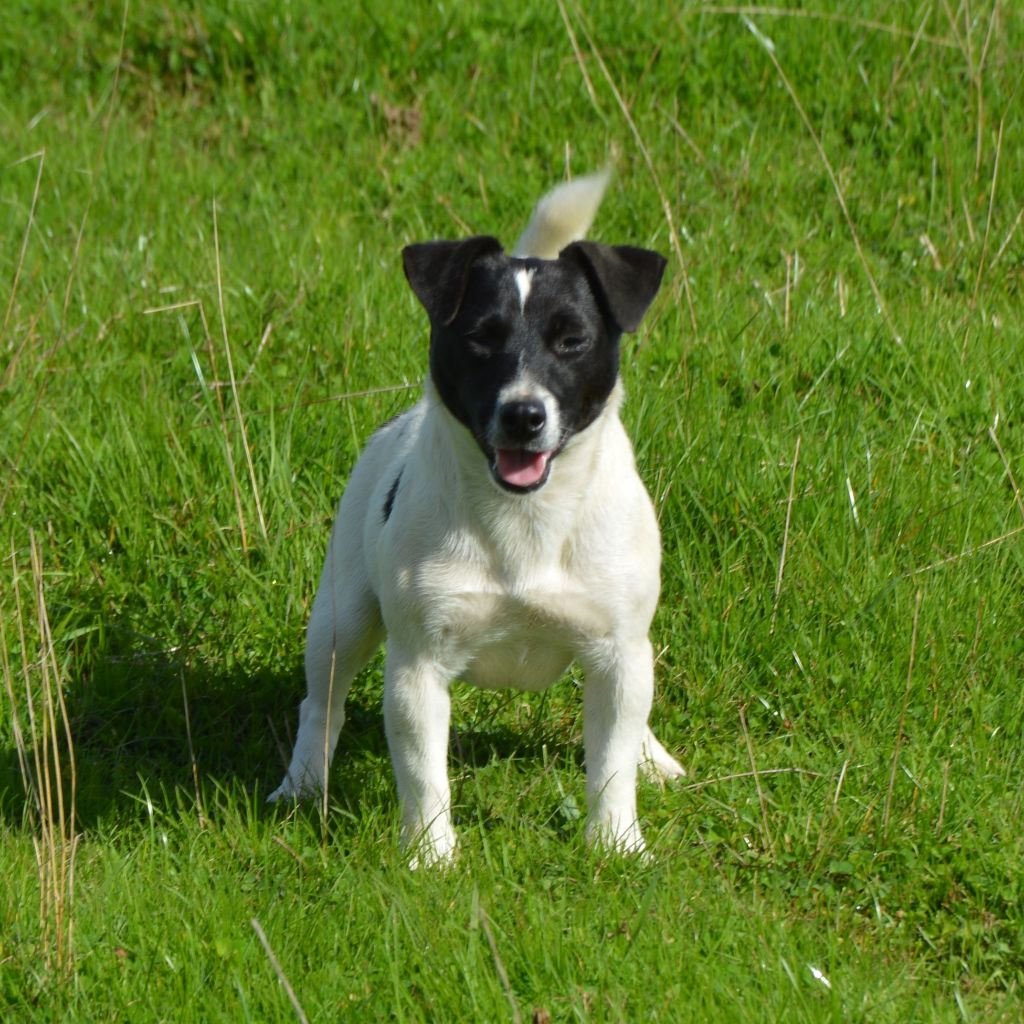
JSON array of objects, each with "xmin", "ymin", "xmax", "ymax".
[
  {"xmin": 403, "ymin": 235, "xmax": 504, "ymax": 326},
  {"xmin": 560, "ymin": 242, "xmax": 667, "ymax": 333}
]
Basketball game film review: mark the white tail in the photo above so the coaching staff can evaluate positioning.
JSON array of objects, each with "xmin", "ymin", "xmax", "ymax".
[{"xmin": 512, "ymin": 169, "xmax": 611, "ymax": 259}]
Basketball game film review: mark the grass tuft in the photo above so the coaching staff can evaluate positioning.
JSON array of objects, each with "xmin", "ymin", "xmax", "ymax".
[{"xmin": 3, "ymin": 532, "xmax": 79, "ymax": 975}]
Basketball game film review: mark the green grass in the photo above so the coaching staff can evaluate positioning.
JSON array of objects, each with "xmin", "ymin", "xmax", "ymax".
[{"xmin": 2, "ymin": 0, "xmax": 1023, "ymax": 1019}]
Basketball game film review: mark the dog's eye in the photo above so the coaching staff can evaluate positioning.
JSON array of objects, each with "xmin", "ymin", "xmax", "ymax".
[
  {"xmin": 553, "ymin": 334, "xmax": 589, "ymax": 356},
  {"xmin": 466, "ymin": 318, "xmax": 509, "ymax": 357},
  {"xmin": 467, "ymin": 334, "xmax": 501, "ymax": 357},
  {"xmin": 547, "ymin": 314, "xmax": 590, "ymax": 357}
]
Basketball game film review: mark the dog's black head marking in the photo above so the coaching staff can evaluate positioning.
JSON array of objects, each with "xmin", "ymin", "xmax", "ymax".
[{"xmin": 403, "ymin": 237, "xmax": 666, "ymax": 493}]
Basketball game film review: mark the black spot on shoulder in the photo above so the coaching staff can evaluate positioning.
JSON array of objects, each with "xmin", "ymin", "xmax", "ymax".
[{"xmin": 382, "ymin": 468, "xmax": 403, "ymax": 523}]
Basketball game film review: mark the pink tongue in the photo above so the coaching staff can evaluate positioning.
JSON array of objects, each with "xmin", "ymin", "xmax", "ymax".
[{"xmin": 496, "ymin": 449, "xmax": 552, "ymax": 487}]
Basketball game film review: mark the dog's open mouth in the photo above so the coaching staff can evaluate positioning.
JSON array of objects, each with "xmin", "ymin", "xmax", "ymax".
[{"xmin": 493, "ymin": 448, "xmax": 554, "ymax": 491}]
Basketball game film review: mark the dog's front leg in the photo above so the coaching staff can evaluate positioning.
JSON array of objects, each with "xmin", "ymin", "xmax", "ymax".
[
  {"xmin": 581, "ymin": 637, "xmax": 654, "ymax": 853},
  {"xmin": 383, "ymin": 645, "xmax": 457, "ymax": 867}
]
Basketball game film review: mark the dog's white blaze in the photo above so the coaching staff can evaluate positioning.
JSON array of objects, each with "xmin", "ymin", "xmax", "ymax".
[{"xmin": 514, "ymin": 267, "xmax": 534, "ymax": 313}]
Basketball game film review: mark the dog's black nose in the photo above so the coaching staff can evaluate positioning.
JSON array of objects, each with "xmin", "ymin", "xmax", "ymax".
[{"xmin": 499, "ymin": 399, "xmax": 546, "ymax": 441}]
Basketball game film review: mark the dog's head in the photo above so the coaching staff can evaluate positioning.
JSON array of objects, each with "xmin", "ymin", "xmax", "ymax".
[{"xmin": 403, "ymin": 237, "xmax": 666, "ymax": 493}]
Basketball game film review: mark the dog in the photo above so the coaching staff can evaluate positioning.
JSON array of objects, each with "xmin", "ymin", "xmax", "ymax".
[{"xmin": 269, "ymin": 171, "xmax": 684, "ymax": 865}]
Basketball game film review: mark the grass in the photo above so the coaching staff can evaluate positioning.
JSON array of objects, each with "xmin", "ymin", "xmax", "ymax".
[{"xmin": 2, "ymin": 0, "xmax": 1023, "ymax": 1019}]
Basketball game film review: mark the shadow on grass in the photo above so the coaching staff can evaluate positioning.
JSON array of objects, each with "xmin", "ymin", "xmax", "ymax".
[
  {"xmin": 2, "ymin": 646, "xmax": 305, "ymax": 831},
  {"xmin": 0, "ymin": 640, "xmax": 580, "ymax": 834}
]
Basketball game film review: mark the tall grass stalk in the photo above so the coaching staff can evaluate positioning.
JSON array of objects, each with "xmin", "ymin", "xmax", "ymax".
[{"xmin": 3, "ymin": 532, "xmax": 79, "ymax": 974}]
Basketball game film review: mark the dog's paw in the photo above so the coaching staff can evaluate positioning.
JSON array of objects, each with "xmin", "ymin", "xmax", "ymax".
[
  {"xmin": 586, "ymin": 817, "xmax": 647, "ymax": 857},
  {"xmin": 267, "ymin": 774, "xmax": 319, "ymax": 804},
  {"xmin": 408, "ymin": 844, "xmax": 458, "ymax": 871},
  {"xmin": 403, "ymin": 823, "xmax": 458, "ymax": 869}
]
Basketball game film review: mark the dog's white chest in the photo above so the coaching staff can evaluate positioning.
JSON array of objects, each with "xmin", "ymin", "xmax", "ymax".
[
  {"xmin": 406, "ymin": 558, "xmax": 612, "ymax": 691},
  {"xmin": 460, "ymin": 593, "xmax": 576, "ymax": 690}
]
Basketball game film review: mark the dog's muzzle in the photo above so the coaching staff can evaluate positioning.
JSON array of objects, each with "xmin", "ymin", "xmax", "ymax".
[{"xmin": 490, "ymin": 397, "xmax": 558, "ymax": 492}]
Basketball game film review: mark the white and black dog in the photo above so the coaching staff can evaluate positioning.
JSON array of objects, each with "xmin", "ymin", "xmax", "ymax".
[{"xmin": 270, "ymin": 172, "xmax": 684, "ymax": 864}]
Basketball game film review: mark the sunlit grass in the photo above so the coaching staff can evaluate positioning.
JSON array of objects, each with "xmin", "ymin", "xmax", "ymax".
[{"xmin": 2, "ymin": 1, "xmax": 1023, "ymax": 1019}]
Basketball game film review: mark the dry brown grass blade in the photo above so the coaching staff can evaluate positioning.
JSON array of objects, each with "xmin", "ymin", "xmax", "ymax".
[
  {"xmin": 58, "ymin": 1, "xmax": 129, "ymax": 334},
  {"xmin": 906, "ymin": 524, "xmax": 1024, "ymax": 578},
  {"xmin": 655, "ymin": 102, "xmax": 707, "ymax": 164},
  {"xmin": 3, "ymin": 533, "xmax": 80, "ymax": 974},
  {"xmin": 742, "ymin": 17, "xmax": 901, "ymax": 345},
  {"xmin": 771, "ymin": 434, "xmax": 801, "ymax": 634},
  {"xmin": 557, "ymin": 0, "xmax": 699, "ymax": 338},
  {"xmin": 176, "ymin": 382, "xmax": 420, "ymax": 433},
  {"xmin": 1, "ymin": 567, "xmax": 31, "ymax": 792},
  {"xmin": 2, "ymin": 149, "xmax": 46, "ymax": 351},
  {"xmin": 478, "ymin": 902, "xmax": 523, "ymax": 1024},
  {"xmin": 970, "ymin": 114, "xmax": 1005, "ymax": 312},
  {"xmin": 680, "ymin": 766, "xmax": 821, "ymax": 793},
  {"xmin": 213, "ymin": 199, "xmax": 268, "ymax": 544},
  {"xmin": 555, "ymin": 1, "xmax": 604, "ymax": 117},
  {"xmin": 142, "ymin": 298, "xmax": 252, "ymax": 551},
  {"xmin": 883, "ymin": 590, "xmax": 923, "ymax": 834},
  {"xmin": 739, "ymin": 703, "xmax": 775, "ymax": 857},
  {"xmin": 251, "ymin": 918, "xmax": 310, "ymax": 1024},
  {"xmin": 992, "ymin": 205, "xmax": 1024, "ymax": 267},
  {"xmin": 199, "ymin": 298, "xmax": 251, "ymax": 551},
  {"xmin": 321, "ymin": 645, "xmax": 338, "ymax": 839},
  {"xmin": 180, "ymin": 669, "xmax": 208, "ymax": 828},
  {"xmin": 693, "ymin": 5, "xmax": 957, "ymax": 48},
  {"xmin": 0, "ymin": 3, "xmax": 129, "ymax": 520},
  {"xmin": 988, "ymin": 426, "xmax": 1024, "ymax": 525},
  {"xmin": 936, "ymin": 758, "xmax": 951, "ymax": 837}
]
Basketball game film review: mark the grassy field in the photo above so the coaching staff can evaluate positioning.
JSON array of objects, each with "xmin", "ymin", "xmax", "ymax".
[{"xmin": 2, "ymin": 0, "xmax": 1023, "ymax": 1019}]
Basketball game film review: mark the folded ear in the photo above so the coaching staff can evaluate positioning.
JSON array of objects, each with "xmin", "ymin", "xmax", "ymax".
[
  {"xmin": 402, "ymin": 235, "xmax": 504, "ymax": 326},
  {"xmin": 559, "ymin": 241, "xmax": 667, "ymax": 333}
]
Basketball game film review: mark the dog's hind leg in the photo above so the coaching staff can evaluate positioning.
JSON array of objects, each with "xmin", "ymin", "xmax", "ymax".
[
  {"xmin": 638, "ymin": 727, "xmax": 686, "ymax": 783},
  {"xmin": 269, "ymin": 550, "xmax": 383, "ymax": 803}
]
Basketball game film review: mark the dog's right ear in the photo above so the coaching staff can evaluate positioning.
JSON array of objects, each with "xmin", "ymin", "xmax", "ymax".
[{"xmin": 402, "ymin": 236, "xmax": 504, "ymax": 326}]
